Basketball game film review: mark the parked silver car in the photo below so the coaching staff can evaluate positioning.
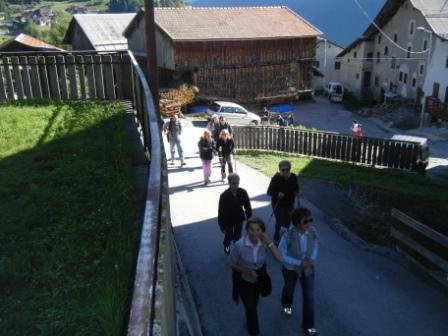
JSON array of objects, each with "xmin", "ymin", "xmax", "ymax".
[{"xmin": 206, "ymin": 101, "xmax": 261, "ymax": 126}]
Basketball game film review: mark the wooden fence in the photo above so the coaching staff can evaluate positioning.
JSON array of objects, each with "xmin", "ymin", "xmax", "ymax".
[
  {"xmin": 0, "ymin": 51, "xmax": 132, "ymax": 101},
  {"xmin": 391, "ymin": 209, "xmax": 448, "ymax": 287},
  {"xmin": 426, "ymin": 96, "xmax": 448, "ymax": 122},
  {"xmin": 233, "ymin": 126, "xmax": 422, "ymax": 171}
]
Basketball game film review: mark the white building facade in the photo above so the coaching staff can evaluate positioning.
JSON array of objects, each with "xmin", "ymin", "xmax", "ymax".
[{"xmin": 313, "ymin": 39, "xmax": 344, "ymax": 89}]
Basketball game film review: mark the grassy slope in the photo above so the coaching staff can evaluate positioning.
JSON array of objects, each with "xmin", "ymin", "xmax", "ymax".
[
  {"xmin": 0, "ymin": 101, "xmax": 139, "ymax": 336},
  {"xmin": 237, "ymin": 151, "xmax": 448, "ymax": 235}
]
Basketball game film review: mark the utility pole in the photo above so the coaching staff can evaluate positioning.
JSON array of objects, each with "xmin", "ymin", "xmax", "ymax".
[{"xmin": 144, "ymin": 0, "xmax": 160, "ymax": 116}]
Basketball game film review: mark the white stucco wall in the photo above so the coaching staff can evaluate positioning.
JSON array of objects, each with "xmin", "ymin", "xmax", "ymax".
[
  {"xmin": 369, "ymin": 0, "xmax": 430, "ymax": 101},
  {"xmin": 313, "ymin": 39, "xmax": 344, "ymax": 89},
  {"xmin": 335, "ymin": 40, "xmax": 370, "ymax": 98},
  {"xmin": 423, "ymin": 36, "xmax": 448, "ymax": 102}
]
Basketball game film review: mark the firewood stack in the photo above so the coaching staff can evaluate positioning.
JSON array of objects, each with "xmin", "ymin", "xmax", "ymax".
[{"xmin": 159, "ymin": 84, "xmax": 199, "ymax": 118}]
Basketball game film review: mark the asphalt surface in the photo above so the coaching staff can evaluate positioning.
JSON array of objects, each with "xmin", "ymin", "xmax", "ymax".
[{"xmin": 167, "ymin": 124, "xmax": 448, "ymax": 336}]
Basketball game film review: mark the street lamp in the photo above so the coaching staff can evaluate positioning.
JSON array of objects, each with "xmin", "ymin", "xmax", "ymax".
[{"xmin": 416, "ymin": 26, "xmax": 433, "ymax": 128}]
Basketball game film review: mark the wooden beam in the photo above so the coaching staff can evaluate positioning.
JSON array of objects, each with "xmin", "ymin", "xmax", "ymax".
[
  {"xmin": 391, "ymin": 227, "xmax": 448, "ymax": 273},
  {"xmin": 391, "ymin": 208, "xmax": 448, "ymax": 248}
]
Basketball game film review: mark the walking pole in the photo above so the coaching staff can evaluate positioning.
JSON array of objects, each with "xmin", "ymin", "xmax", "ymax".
[
  {"xmin": 266, "ymin": 199, "xmax": 280, "ymax": 228},
  {"xmin": 233, "ymin": 151, "xmax": 237, "ymax": 173}
]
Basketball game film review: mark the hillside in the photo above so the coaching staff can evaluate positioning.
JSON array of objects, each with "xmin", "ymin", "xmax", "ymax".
[{"xmin": 189, "ymin": 0, "xmax": 387, "ymax": 47}]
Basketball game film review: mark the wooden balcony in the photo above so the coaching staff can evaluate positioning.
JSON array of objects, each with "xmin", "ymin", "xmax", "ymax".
[{"xmin": 425, "ymin": 96, "xmax": 448, "ymax": 122}]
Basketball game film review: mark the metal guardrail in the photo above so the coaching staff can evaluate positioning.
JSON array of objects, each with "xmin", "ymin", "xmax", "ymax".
[
  {"xmin": 233, "ymin": 126, "xmax": 423, "ymax": 172},
  {"xmin": 126, "ymin": 51, "xmax": 176, "ymax": 335}
]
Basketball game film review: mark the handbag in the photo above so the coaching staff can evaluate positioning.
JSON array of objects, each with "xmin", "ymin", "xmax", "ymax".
[{"xmin": 256, "ymin": 264, "xmax": 272, "ymax": 297}]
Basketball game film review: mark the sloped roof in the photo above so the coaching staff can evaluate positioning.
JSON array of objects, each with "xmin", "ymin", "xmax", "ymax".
[
  {"xmin": 124, "ymin": 6, "xmax": 322, "ymax": 41},
  {"xmin": 64, "ymin": 13, "xmax": 135, "ymax": 51},
  {"xmin": 363, "ymin": 0, "xmax": 448, "ymax": 39},
  {"xmin": 0, "ymin": 33, "xmax": 64, "ymax": 51}
]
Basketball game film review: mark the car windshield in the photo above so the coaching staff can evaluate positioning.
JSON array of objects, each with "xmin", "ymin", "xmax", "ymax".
[{"xmin": 209, "ymin": 103, "xmax": 221, "ymax": 112}]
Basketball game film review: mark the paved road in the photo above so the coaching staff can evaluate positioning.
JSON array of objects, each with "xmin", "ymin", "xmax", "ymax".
[
  {"xmin": 293, "ymin": 96, "xmax": 448, "ymax": 178},
  {"xmin": 167, "ymin": 125, "xmax": 448, "ymax": 336}
]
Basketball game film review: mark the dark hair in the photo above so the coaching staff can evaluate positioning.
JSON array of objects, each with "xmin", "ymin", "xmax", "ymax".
[
  {"xmin": 245, "ymin": 217, "xmax": 266, "ymax": 232},
  {"xmin": 290, "ymin": 207, "xmax": 312, "ymax": 227}
]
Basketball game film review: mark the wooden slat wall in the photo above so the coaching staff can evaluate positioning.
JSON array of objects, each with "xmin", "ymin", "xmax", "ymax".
[
  {"xmin": 234, "ymin": 126, "xmax": 422, "ymax": 171},
  {"xmin": 0, "ymin": 52, "xmax": 132, "ymax": 101}
]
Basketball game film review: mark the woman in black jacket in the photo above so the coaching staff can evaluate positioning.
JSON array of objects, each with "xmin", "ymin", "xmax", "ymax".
[
  {"xmin": 218, "ymin": 173, "xmax": 252, "ymax": 254},
  {"xmin": 198, "ymin": 130, "xmax": 215, "ymax": 185},
  {"xmin": 216, "ymin": 129, "xmax": 235, "ymax": 180}
]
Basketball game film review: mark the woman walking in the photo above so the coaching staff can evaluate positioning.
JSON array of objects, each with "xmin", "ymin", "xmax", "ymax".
[
  {"xmin": 229, "ymin": 218, "xmax": 283, "ymax": 336},
  {"xmin": 216, "ymin": 129, "xmax": 235, "ymax": 180},
  {"xmin": 198, "ymin": 130, "xmax": 215, "ymax": 185},
  {"xmin": 278, "ymin": 207, "xmax": 319, "ymax": 336}
]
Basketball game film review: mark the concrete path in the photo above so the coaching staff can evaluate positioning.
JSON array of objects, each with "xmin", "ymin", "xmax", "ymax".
[{"xmin": 167, "ymin": 123, "xmax": 448, "ymax": 336}]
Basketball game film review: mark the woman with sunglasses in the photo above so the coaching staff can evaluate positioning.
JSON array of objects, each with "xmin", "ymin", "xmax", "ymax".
[
  {"xmin": 267, "ymin": 160, "xmax": 299, "ymax": 244},
  {"xmin": 229, "ymin": 218, "xmax": 282, "ymax": 336},
  {"xmin": 278, "ymin": 207, "xmax": 319, "ymax": 336}
]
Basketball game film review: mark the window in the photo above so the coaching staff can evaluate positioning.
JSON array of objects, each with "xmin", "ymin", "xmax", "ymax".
[
  {"xmin": 423, "ymin": 40, "xmax": 428, "ymax": 51},
  {"xmin": 420, "ymin": 64, "xmax": 425, "ymax": 75},
  {"xmin": 335, "ymin": 61, "xmax": 341, "ymax": 70},
  {"xmin": 378, "ymin": 35, "xmax": 382, "ymax": 44},
  {"xmin": 399, "ymin": 71, "xmax": 403, "ymax": 82},
  {"xmin": 394, "ymin": 33, "xmax": 398, "ymax": 42},
  {"xmin": 409, "ymin": 20, "xmax": 415, "ymax": 35},
  {"xmin": 314, "ymin": 61, "xmax": 320, "ymax": 68},
  {"xmin": 391, "ymin": 57, "xmax": 396, "ymax": 69},
  {"xmin": 356, "ymin": 73, "xmax": 360, "ymax": 79},
  {"xmin": 376, "ymin": 52, "xmax": 381, "ymax": 63},
  {"xmin": 384, "ymin": 46, "xmax": 389, "ymax": 55},
  {"xmin": 446, "ymin": 56, "xmax": 448, "ymax": 68},
  {"xmin": 235, "ymin": 107, "xmax": 247, "ymax": 114},
  {"xmin": 374, "ymin": 76, "xmax": 379, "ymax": 86},
  {"xmin": 407, "ymin": 46, "xmax": 412, "ymax": 58},
  {"xmin": 354, "ymin": 51, "xmax": 357, "ymax": 58},
  {"xmin": 404, "ymin": 73, "xmax": 408, "ymax": 84},
  {"xmin": 412, "ymin": 77, "xmax": 416, "ymax": 87},
  {"xmin": 367, "ymin": 52, "xmax": 373, "ymax": 59}
]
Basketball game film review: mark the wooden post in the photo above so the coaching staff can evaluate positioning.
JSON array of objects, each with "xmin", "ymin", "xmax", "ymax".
[
  {"xmin": 29, "ymin": 56, "xmax": 42, "ymax": 99},
  {"xmin": 76, "ymin": 55, "xmax": 87, "ymax": 99},
  {"xmin": 47, "ymin": 56, "xmax": 61, "ymax": 99},
  {"xmin": 103, "ymin": 55, "xmax": 116, "ymax": 99},
  {"xmin": 85, "ymin": 55, "xmax": 96, "ymax": 99},
  {"xmin": 11, "ymin": 56, "xmax": 24, "ymax": 100},
  {"xmin": 2, "ymin": 57, "xmax": 15, "ymax": 99},
  {"xmin": 57, "ymin": 55, "xmax": 69, "ymax": 100},
  {"xmin": 94, "ymin": 55, "xmax": 105, "ymax": 99},
  {"xmin": 66, "ymin": 55, "xmax": 78, "ymax": 100},
  {"xmin": 20, "ymin": 56, "xmax": 33, "ymax": 99},
  {"xmin": 38, "ymin": 56, "xmax": 50, "ymax": 98}
]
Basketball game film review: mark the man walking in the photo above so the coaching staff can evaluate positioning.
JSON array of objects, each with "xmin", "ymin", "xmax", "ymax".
[
  {"xmin": 218, "ymin": 173, "xmax": 252, "ymax": 254},
  {"xmin": 267, "ymin": 160, "xmax": 299, "ymax": 245},
  {"xmin": 163, "ymin": 114, "xmax": 185, "ymax": 166}
]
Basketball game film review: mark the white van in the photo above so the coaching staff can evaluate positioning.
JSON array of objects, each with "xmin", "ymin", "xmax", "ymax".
[{"xmin": 326, "ymin": 82, "xmax": 344, "ymax": 103}]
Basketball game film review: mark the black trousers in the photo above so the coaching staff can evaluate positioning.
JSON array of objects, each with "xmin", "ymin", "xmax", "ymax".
[
  {"xmin": 238, "ymin": 278, "xmax": 260, "ymax": 336},
  {"xmin": 273, "ymin": 204, "xmax": 293, "ymax": 243},
  {"xmin": 223, "ymin": 222, "xmax": 242, "ymax": 247},
  {"xmin": 281, "ymin": 266, "xmax": 315, "ymax": 330}
]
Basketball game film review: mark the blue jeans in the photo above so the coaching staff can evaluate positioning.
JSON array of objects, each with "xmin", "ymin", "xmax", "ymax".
[
  {"xmin": 169, "ymin": 137, "xmax": 184, "ymax": 161},
  {"xmin": 281, "ymin": 266, "xmax": 315, "ymax": 330}
]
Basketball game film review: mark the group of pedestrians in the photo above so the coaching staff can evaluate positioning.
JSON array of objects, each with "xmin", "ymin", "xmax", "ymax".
[
  {"xmin": 198, "ymin": 115, "xmax": 235, "ymax": 184},
  {"xmin": 218, "ymin": 161, "xmax": 319, "ymax": 336}
]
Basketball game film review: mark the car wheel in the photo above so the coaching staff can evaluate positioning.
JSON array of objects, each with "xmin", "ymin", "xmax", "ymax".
[{"xmin": 249, "ymin": 120, "xmax": 258, "ymax": 126}]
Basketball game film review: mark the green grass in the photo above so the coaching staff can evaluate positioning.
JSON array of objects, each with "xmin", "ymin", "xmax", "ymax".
[
  {"xmin": 237, "ymin": 151, "xmax": 448, "ymax": 234},
  {"xmin": 0, "ymin": 101, "xmax": 140, "ymax": 335}
]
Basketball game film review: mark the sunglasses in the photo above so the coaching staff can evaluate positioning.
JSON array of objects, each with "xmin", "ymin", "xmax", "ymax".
[
  {"xmin": 303, "ymin": 218, "xmax": 313, "ymax": 224},
  {"xmin": 280, "ymin": 168, "xmax": 290, "ymax": 172}
]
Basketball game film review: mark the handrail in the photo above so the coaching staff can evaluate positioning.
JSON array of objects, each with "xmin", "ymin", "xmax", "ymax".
[{"xmin": 126, "ymin": 50, "xmax": 162, "ymax": 336}]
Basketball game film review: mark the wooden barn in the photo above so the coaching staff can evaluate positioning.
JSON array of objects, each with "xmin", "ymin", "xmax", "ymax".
[
  {"xmin": 0, "ymin": 34, "xmax": 64, "ymax": 53},
  {"xmin": 124, "ymin": 6, "xmax": 322, "ymax": 102},
  {"xmin": 63, "ymin": 13, "xmax": 135, "ymax": 51}
]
